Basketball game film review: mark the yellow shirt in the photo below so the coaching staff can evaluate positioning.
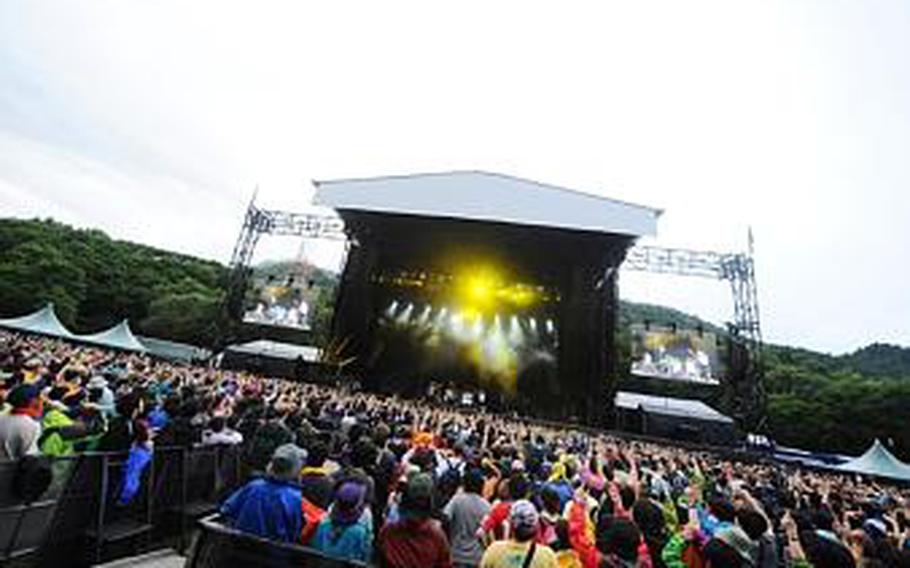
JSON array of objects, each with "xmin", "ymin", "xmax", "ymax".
[
  {"xmin": 480, "ymin": 540, "xmax": 558, "ymax": 568},
  {"xmin": 555, "ymin": 550, "xmax": 583, "ymax": 568}
]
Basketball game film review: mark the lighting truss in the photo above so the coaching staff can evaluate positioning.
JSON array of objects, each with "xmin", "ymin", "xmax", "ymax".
[
  {"xmin": 224, "ymin": 202, "xmax": 348, "ymax": 324},
  {"xmin": 622, "ymin": 244, "xmax": 765, "ymax": 431},
  {"xmin": 223, "ymin": 201, "xmax": 765, "ymax": 430}
]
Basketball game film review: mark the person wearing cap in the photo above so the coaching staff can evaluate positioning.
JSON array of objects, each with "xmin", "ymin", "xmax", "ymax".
[
  {"xmin": 378, "ymin": 472, "xmax": 452, "ymax": 568},
  {"xmin": 311, "ymin": 480, "xmax": 373, "ymax": 563},
  {"xmin": 85, "ymin": 375, "xmax": 116, "ymax": 419},
  {"xmin": 219, "ymin": 443, "xmax": 308, "ymax": 543},
  {"xmin": 708, "ymin": 524, "xmax": 757, "ymax": 567},
  {"xmin": 480, "ymin": 472, "xmax": 531, "ymax": 544},
  {"xmin": 481, "ymin": 499, "xmax": 558, "ymax": 568},
  {"xmin": 0, "ymin": 383, "xmax": 43, "ymax": 460}
]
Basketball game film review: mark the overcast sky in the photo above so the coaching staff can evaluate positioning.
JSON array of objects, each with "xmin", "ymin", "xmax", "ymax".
[{"xmin": 1, "ymin": 1, "xmax": 908, "ymax": 354}]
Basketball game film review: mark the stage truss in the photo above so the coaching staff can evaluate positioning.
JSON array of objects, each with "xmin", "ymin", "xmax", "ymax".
[
  {"xmin": 622, "ymin": 244, "xmax": 765, "ymax": 431},
  {"xmin": 224, "ymin": 201, "xmax": 765, "ymax": 430}
]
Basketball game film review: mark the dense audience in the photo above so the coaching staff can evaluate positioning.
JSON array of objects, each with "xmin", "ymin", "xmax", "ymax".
[{"xmin": 1, "ymin": 329, "xmax": 909, "ymax": 567}]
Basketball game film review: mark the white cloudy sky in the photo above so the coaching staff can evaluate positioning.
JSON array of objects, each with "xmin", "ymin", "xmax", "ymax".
[{"xmin": 1, "ymin": 1, "xmax": 907, "ymax": 354}]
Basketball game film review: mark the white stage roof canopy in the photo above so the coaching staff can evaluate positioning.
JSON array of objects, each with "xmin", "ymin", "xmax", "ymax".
[
  {"xmin": 314, "ymin": 171, "xmax": 660, "ymax": 237},
  {"xmin": 615, "ymin": 391, "xmax": 734, "ymax": 424}
]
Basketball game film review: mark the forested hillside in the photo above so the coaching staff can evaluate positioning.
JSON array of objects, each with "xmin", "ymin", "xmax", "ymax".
[
  {"xmin": 0, "ymin": 218, "xmax": 227, "ymax": 344},
  {"xmin": 1, "ymin": 218, "xmax": 908, "ymax": 457}
]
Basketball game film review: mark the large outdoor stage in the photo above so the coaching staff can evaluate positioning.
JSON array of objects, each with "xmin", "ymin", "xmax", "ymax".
[{"xmin": 314, "ymin": 172, "xmax": 661, "ymax": 425}]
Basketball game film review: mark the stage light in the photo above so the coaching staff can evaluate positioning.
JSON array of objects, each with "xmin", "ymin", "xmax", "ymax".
[
  {"xmin": 529, "ymin": 318, "xmax": 538, "ymax": 333},
  {"xmin": 451, "ymin": 311, "xmax": 463, "ymax": 327},
  {"xmin": 470, "ymin": 279, "xmax": 492, "ymax": 301},
  {"xmin": 546, "ymin": 318, "xmax": 555, "ymax": 334},
  {"xmin": 499, "ymin": 285, "xmax": 537, "ymax": 308},
  {"xmin": 455, "ymin": 267, "xmax": 502, "ymax": 313},
  {"xmin": 396, "ymin": 302, "xmax": 414, "ymax": 324},
  {"xmin": 472, "ymin": 316, "xmax": 484, "ymax": 338},
  {"xmin": 385, "ymin": 300, "xmax": 399, "ymax": 317},
  {"xmin": 417, "ymin": 305, "xmax": 431, "ymax": 324},
  {"xmin": 509, "ymin": 315, "xmax": 523, "ymax": 343},
  {"xmin": 431, "ymin": 307, "xmax": 448, "ymax": 330}
]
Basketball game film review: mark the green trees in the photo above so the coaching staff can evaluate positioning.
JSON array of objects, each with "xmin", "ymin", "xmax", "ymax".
[
  {"xmin": 140, "ymin": 277, "xmax": 224, "ymax": 345},
  {"xmin": 763, "ymin": 362, "xmax": 910, "ymax": 458},
  {"xmin": 612, "ymin": 317, "xmax": 910, "ymax": 458},
  {"xmin": 0, "ymin": 218, "xmax": 226, "ymax": 339},
  {"xmin": 0, "ymin": 238, "xmax": 87, "ymax": 325},
  {"xmin": 0, "ymin": 217, "xmax": 907, "ymax": 458}
]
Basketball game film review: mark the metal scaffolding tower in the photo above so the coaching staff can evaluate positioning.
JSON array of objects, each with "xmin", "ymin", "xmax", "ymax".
[
  {"xmin": 622, "ymin": 242, "xmax": 765, "ymax": 430},
  {"xmin": 224, "ymin": 202, "xmax": 347, "ymax": 322},
  {"xmin": 223, "ymin": 199, "xmax": 765, "ymax": 429}
]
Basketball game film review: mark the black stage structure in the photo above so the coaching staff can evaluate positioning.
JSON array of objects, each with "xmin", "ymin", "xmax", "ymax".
[
  {"xmin": 223, "ymin": 171, "xmax": 764, "ymax": 431},
  {"xmin": 313, "ymin": 172, "xmax": 659, "ymax": 426}
]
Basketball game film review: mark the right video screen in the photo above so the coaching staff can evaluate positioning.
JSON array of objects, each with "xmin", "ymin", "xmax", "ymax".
[{"xmin": 629, "ymin": 323, "xmax": 722, "ymax": 385}]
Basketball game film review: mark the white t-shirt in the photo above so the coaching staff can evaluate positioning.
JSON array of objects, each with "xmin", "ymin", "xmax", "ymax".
[{"xmin": 0, "ymin": 414, "xmax": 41, "ymax": 460}]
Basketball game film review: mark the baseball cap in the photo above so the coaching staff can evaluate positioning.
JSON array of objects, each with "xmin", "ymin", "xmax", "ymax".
[
  {"xmin": 332, "ymin": 482, "xmax": 367, "ymax": 525},
  {"xmin": 269, "ymin": 443, "xmax": 307, "ymax": 480},
  {"xmin": 510, "ymin": 499, "xmax": 539, "ymax": 533},
  {"xmin": 6, "ymin": 384, "xmax": 40, "ymax": 409}
]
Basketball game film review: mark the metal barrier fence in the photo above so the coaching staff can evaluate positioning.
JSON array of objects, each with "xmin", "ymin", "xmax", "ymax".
[
  {"xmin": 0, "ymin": 444, "xmax": 244, "ymax": 567},
  {"xmin": 185, "ymin": 514, "xmax": 367, "ymax": 568}
]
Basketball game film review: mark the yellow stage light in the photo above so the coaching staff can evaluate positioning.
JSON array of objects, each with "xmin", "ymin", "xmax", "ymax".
[
  {"xmin": 452, "ymin": 264, "xmax": 541, "ymax": 315},
  {"xmin": 470, "ymin": 279, "xmax": 492, "ymax": 301},
  {"xmin": 455, "ymin": 267, "xmax": 501, "ymax": 313}
]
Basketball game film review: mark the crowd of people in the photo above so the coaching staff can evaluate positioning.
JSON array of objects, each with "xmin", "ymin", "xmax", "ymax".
[{"xmin": 1, "ymin": 328, "xmax": 909, "ymax": 567}]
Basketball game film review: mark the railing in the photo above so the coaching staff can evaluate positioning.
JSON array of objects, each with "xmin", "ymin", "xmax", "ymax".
[
  {"xmin": 186, "ymin": 514, "xmax": 368, "ymax": 568},
  {"xmin": 0, "ymin": 444, "xmax": 245, "ymax": 567}
]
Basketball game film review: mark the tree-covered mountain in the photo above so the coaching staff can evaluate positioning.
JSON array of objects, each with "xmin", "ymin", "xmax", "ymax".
[
  {"xmin": 1, "ymin": 217, "xmax": 908, "ymax": 457},
  {"xmin": 618, "ymin": 300, "xmax": 725, "ymax": 334},
  {"xmin": 0, "ymin": 218, "xmax": 227, "ymax": 344},
  {"xmin": 838, "ymin": 343, "xmax": 910, "ymax": 379}
]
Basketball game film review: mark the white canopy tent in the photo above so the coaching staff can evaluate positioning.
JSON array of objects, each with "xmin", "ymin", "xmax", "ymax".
[
  {"xmin": 77, "ymin": 320, "xmax": 147, "ymax": 353},
  {"xmin": 837, "ymin": 439, "xmax": 910, "ymax": 482},
  {"xmin": 0, "ymin": 304, "xmax": 147, "ymax": 353},
  {"xmin": 0, "ymin": 302, "xmax": 75, "ymax": 339}
]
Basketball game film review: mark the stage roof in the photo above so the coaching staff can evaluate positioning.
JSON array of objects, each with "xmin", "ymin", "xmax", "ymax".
[
  {"xmin": 313, "ymin": 171, "xmax": 661, "ymax": 237},
  {"xmin": 615, "ymin": 391, "xmax": 734, "ymax": 424}
]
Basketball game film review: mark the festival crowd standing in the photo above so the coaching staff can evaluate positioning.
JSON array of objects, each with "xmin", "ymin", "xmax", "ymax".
[{"xmin": 1, "ymin": 330, "xmax": 909, "ymax": 567}]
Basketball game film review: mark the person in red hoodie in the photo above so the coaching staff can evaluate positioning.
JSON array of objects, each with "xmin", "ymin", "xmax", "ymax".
[
  {"xmin": 378, "ymin": 472, "xmax": 452, "ymax": 568},
  {"xmin": 567, "ymin": 484, "xmax": 652, "ymax": 568}
]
